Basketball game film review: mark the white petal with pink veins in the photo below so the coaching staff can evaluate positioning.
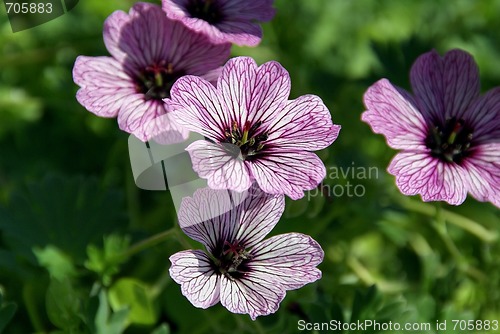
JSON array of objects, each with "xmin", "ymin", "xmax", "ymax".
[
  {"xmin": 169, "ymin": 250, "xmax": 221, "ymax": 309},
  {"xmin": 186, "ymin": 141, "xmax": 252, "ymax": 192}
]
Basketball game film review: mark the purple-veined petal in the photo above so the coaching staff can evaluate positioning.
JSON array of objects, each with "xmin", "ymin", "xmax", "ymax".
[
  {"xmin": 221, "ymin": 0, "xmax": 275, "ymax": 22},
  {"xmin": 462, "ymin": 143, "xmax": 500, "ymax": 208},
  {"xmin": 388, "ymin": 151, "xmax": 468, "ymax": 205},
  {"xmin": 220, "ymin": 272, "xmax": 285, "ymax": 320},
  {"xmin": 211, "ymin": 20, "xmax": 263, "ymax": 46},
  {"xmin": 442, "ymin": 49, "xmax": 481, "ymax": 120},
  {"xmin": 233, "ymin": 189, "xmax": 285, "ymax": 249},
  {"xmin": 104, "ymin": 3, "xmax": 231, "ymax": 73},
  {"xmin": 410, "ymin": 49, "xmax": 480, "ymax": 125},
  {"xmin": 409, "ymin": 49, "xmax": 445, "ymax": 125},
  {"xmin": 168, "ymin": 75, "xmax": 229, "ymax": 141},
  {"xmin": 266, "ymin": 94, "xmax": 340, "ymax": 151},
  {"xmin": 117, "ymin": 98, "xmax": 168, "ymax": 142},
  {"xmin": 186, "ymin": 140, "xmax": 252, "ymax": 192},
  {"xmin": 463, "ymin": 87, "xmax": 500, "ymax": 144},
  {"xmin": 143, "ymin": 112, "xmax": 190, "ymax": 144},
  {"xmin": 249, "ymin": 233, "xmax": 323, "ymax": 290},
  {"xmin": 250, "ymin": 150, "xmax": 326, "ymax": 200},
  {"xmin": 362, "ymin": 79, "xmax": 428, "ymax": 150},
  {"xmin": 162, "ymin": 0, "xmax": 274, "ymax": 46},
  {"xmin": 73, "ymin": 56, "xmax": 136, "ymax": 118},
  {"xmin": 104, "ymin": 3, "xmax": 175, "ymax": 69},
  {"xmin": 246, "ymin": 60, "xmax": 291, "ymax": 126},
  {"xmin": 169, "ymin": 250, "xmax": 221, "ymax": 309},
  {"xmin": 177, "ymin": 187, "xmax": 237, "ymax": 251},
  {"xmin": 217, "ymin": 57, "xmax": 258, "ymax": 126}
]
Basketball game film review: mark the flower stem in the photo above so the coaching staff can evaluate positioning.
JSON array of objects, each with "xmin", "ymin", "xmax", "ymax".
[
  {"xmin": 121, "ymin": 227, "xmax": 178, "ymax": 259},
  {"xmin": 431, "ymin": 204, "xmax": 487, "ymax": 282},
  {"xmin": 397, "ymin": 197, "xmax": 497, "ymax": 243}
]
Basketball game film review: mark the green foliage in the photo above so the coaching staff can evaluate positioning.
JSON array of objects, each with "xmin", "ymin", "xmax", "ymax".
[
  {"xmin": 85, "ymin": 235, "xmax": 130, "ymax": 286},
  {"xmin": 94, "ymin": 290, "xmax": 129, "ymax": 334},
  {"xmin": 108, "ymin": 278, "xmax": 157, "ymax": 326}
]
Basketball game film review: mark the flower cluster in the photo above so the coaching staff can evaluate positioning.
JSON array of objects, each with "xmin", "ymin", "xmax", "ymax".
[
  {"xmin": 73, "ymin": 0, "xmax": 338, "ymax": 320},
  {"xmin": 72, "ymin": 0, "xmax": 499, "ymax": 324}
]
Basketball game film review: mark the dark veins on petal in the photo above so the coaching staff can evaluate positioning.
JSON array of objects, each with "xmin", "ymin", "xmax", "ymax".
[
  {"xmin": 211, "ymin": 240, "xmax": 253, "ymax": 280},
  {"xmin": 185, "ymin": 0, "xmax": 225, "ymax": 24},
  {"xmin": 223, "ymin": 120, "xmax": 269, "ymax": 160},
  {"xmin": 425, "ymin": 116, "xmax": 474, "ymax": 164},
  {"xmin": 134, "ymin": 61, "xmax": 185, "ymax": 100}
]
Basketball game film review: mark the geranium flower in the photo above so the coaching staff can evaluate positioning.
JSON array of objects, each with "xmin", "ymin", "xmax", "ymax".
[
  {"xmin": 162, "ymin": 0, "xmax": 276, "ymax": 46},
  {"xmin": 73, "ymin": 2, "xmax": 231, "ymax": 142},
  {"xmin": 169, "ymin": 186, "xmax": 323, "ymax": 320},
  {"xmin": 362, "ymin": 49, "xmax": 500, "ymax": 207},
  {"xmin": 167, "ymin": 56, "xmax": 341, "ymax": 199}
]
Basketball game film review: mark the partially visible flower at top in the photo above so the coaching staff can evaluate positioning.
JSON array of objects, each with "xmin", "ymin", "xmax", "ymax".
[
  {"xmin": 362, "ymin": 49, "xmax": 500, "ymax": 207},
  {"xmin": 167, "ymin": 56, "xmax": 341, "ymax": 200},
  {"xmin": 162, "ymin": 0, "xmax": 275, "ymax": 46},
  {"xmin": 73, "ymin": 2, "xmax": 231, "ymax": 142},
  {"xmin": 169, "ymin": 186, "xmax": 323, "ymax": 320}
]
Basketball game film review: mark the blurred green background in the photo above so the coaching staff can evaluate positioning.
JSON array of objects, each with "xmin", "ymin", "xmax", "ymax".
[{"xmin": 0, "ymin": 0, "xmax": 499, "ymax": 333}]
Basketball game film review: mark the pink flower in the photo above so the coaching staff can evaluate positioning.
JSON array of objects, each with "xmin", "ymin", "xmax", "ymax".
[
  {"xmin": 73, "ymin": 2, "xmax": 230, "ymax": 142},
  {"xmin": 167, "ymin": 56, "xmax": 341, "ymax": 200},
  {"xmin": 169, "ymin": 186, "xmax": 323, "ymax": 320},
  {"xmin": 162, "ymin": 0, "xmax": 276, "ymax": 46},
  {"xmin": 362, "ymin": 49, "xmax": 500, "ymax": 207}
]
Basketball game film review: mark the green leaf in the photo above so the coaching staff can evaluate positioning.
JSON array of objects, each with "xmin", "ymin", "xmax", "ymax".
[
  {"xmin": 85, "ymin": 234, "xmax": 130, "ymax": 286},
  {"xmin": 45, "ymin": 278, "xmax": 83, "ymax": 332},
  {"xmin": 108, "ymin": 278, "xmax": 157, "ymax": 326},
  {"xmin": 95, "ymin": 290, "xmax": 129, "ymax": 334},
  {"xmin": 0, "ymin": 175, "xmax": 126, "ymax": 264},
  {"xmin": 34, "ymin": 245, "xmax": 77, "ymax": 280},
  {"xmin": 150, "ymin": 324, "xmax": 170, "ymax": 334}
]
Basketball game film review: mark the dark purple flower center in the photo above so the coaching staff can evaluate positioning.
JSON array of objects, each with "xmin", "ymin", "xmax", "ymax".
[
  {"xmin": 185, "ymin": 0, "xmax": 224, "ymax": 25},
  {"xmin": 425, "ymin": 117, "xmax": 474, "ymax": 164},
  {"xmin": 134, "ymin": 62, "xmax": 185, "ymax": 101},
  {"xmin": 214, "ymin": 240, "xmax": 252, "ymax": 280},
  {"xmin": 223, "ymin": 121, "xmax": 268, "ymax": 160}
]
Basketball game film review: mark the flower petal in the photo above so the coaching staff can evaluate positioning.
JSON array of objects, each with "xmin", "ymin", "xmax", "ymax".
[
  {"xmin": 177, "ymin": 188, "xmax": 238, "ymax": 251},
  {"xmin": 249, "ymin": 233, "xmax": 323, "ymax": 290},
  {"xmin": 463, "ymin": 87, "xmax": 500, "ymax": 144},
  {"xmin": 169, "ymin": 250, "xmax": 221, "ymax": 309},
  {"xmin": 362, "ymin": 79, "xmax": 428, "ymax": 150},
  {"xmin": 250, "ymin": 150, "xmax": 326, "ymax": 200},
  {"xmin": 410, "ymin": 49, "xmax": 480, "ymax": 125},
  {"xmin": 186, "ymin": 140, "xmax": 252, "ymax": 192},
  {"xmin": 388, "ymin": 151, "xmax": 468, "ymax": 205},
  {"xmin": 104, "ymin": 2, "xmax": 231, "ymax": 72},
  {"xmin": 442, "ymin": 49, "xmax": 480, "ymax": 120},
  {"xmin": 217, "ymin": 57, "xmax": 258, "ymax": 127},
  {"xmin": 163, "ymin": 0, "xmax": 275, "ymax": 46},
  {"xmin": 168, "ymin": 75, "xmax": 229, "ymax": 141},
  {"xmin": 73, "ymin": 56, "xmax": 136, "ymax": 118},
  {"xmin": 104, "ymin": 3, "xmax": 174, "ymax": 69},
  {"xmin": 216, "ymin": 58, "xmax": 291, "ymax": 128},
  {"xmin": 266, "ymin": 94, "xmax": 340, "ymax": 151},
  {"xmin": 233, "ymin": 189, "xmax": 285, "ymax": 249},
  {"xmin": 117, "ymin": 99, "xmax": 168, "ymax": 142},
  {"xmin": 462, "ymin": 143, "xmax": 500, "ymax": 208},
  {"xmin": 220, "ymin": 272, "xmax": 284, "ymax": 320},
  {"xmin": 247, "ymin": 61, "xmax": 291, "ymax": 126},
  {"xmin": 143, "ymin": 112, "xmax": 190, "ymax": 144}
]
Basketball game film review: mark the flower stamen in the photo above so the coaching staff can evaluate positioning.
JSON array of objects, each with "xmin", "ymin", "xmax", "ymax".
[{"xmin": 426, "ymin": 117, "xmax": 474, "ymax": 164}]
